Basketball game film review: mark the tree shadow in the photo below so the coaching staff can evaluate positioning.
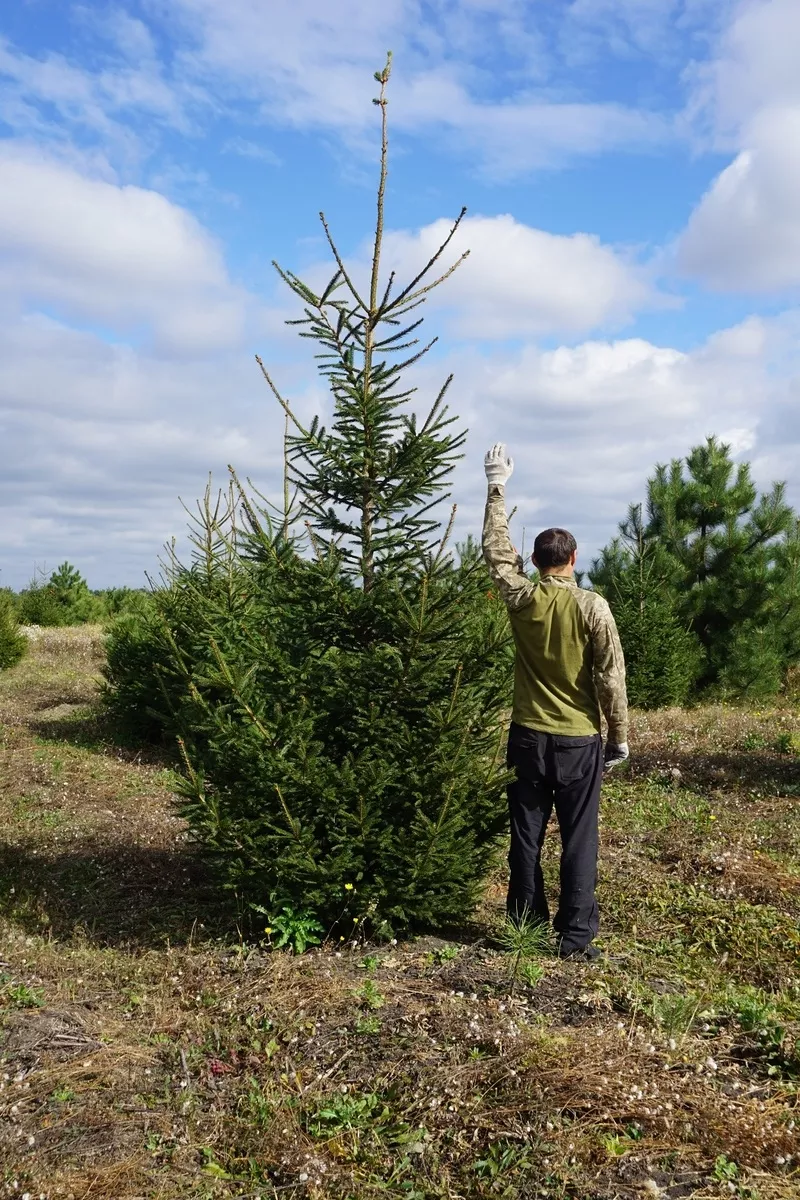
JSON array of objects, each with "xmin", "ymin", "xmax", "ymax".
[
  {"xmin": 631, "ymin": 748, "xmax": 800, "ymax": 796},
  {"xmin": 28, "ymin": 705, "xmax": 174, "ymax": 767},
  {"xmin": 0, "ymin": 841, "xmax": 234, "ymax": 948}
]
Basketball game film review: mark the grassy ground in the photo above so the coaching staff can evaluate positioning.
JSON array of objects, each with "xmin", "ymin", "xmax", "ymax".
[{"xmin": 0, "ymin": 628, "xmax": 798, "ymax": 1199}]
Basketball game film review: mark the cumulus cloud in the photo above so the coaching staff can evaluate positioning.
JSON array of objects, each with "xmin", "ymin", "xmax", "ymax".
[
  {"xmin": 3, "ymin": 300, "xmax": 798, "ymax": 590},
  {"xmin": 0, "ymin": 147, "xmax": 248, "ymax": 353},
  {"xmin": 0, "ymin": 315, "xmax": 286, "ymax": 588},
  {"xmin": 679, "ymin": 107, "xmax": 800, "ymax": 290},
  {"xmin": 446, "ymin": 312, "xmax": 800, "ymax": 562},
  {"xmin": 378, "ymin": 215, "xmax": 661, "ymax": 338},
  {"xmin": 689, "ymin": 0, "xmax": 800, "ymax": 142},
  {"xmin": 680, "ymin": 0, "xmax": 800, "ymax": 292}
]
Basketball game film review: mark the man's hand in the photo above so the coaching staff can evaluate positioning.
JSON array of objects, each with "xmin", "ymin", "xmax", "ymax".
[
  {"xmin": 484, "ymin": 443, "xmax": 514, "ymax": 487},
  {"xmin": 604, "ymin": 742, "xmax": 629, "ymax": 772}
]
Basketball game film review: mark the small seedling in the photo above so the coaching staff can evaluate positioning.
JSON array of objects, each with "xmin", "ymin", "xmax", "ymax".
[
  {"xmin": 712, "ymin": 1154, "xmax": 739, "ymax": 1183},
  {"xmin": 1, "ymin": 978, "xmax": 45, "ymax": 1009},
  {"xmin": 497, "ymin": 912, "xmax": 552, "ymax": 994},
  {"xmin": 602, "ymin": 1133, "xmax": 628, "ymax": 1158},
  {"xmin": 355, "ymin": 978, "xmax": 385, "ymax": 1010}
]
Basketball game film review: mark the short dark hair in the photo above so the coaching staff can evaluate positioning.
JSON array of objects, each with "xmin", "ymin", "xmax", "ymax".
[{"xmin": 533, "ymin": 527, "xmax": 577, "ymax": 569}]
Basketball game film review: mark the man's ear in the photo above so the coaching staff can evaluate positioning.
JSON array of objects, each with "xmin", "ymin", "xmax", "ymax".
[
  {"xmin": 571, "ymin": 550, "xmax": 578, "ymax": 566},
  {"xmin": 531, "ymin": 554, "xmax": 539, "ymax": 570}
]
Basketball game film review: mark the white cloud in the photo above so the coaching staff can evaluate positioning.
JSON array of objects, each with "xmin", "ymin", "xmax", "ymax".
[
  {"xmin": 0, "ymin": 316, "xmax": 287, "ymax": 587},
  {"xmin": 444, "ymin": 312, "xmax": 800, "ymax": 560},
  {"xmin": 0, "ymin": 0, "xmax": 682, "ymax": 180},
  {"xmin": 379, "ymin": 214, "xmax": 660, "ymax": 337},
  {"xmin": 561, "ymin": 0, "xmax": 725, "ymax": 62},
  {"xmin": 679, "ymin": 0, "xmax": 800, "ymax": 291},
  {"xmin": 0, "ymin": 147, "xmax": 248, "ymax": 353},
  {"xmin": 3, "ymin": 301, "xmax": 798, "ymax": 589},
  {"xmin": 0, "ymin": 33, "xmax": 192, "ymax": 164},
  {"xmin": 679, "ymin": 107, "xmax": 800, "ymax": 290},
  {"xmin": 222, "ymin": 137, "xmax": 282, "ymax": 165},
  {"xmin": 689, "ymin": 0, "xmax": 800, "ymax": 142},
  {"xmin": 162, "ymin": 0, "xmax": 672, "ymax": 175}
]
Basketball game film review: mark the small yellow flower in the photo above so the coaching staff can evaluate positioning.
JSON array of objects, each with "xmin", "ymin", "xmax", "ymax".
[
  {"xmin": 344, "ymin": 883, "xmax": 354, "ymax": 891},
  {"xmin": 353, "ymin": 915, "xmax": 359, "ymax": 922},
  {"xmin": 264, "ymin": 926, "xmax": 273, "ymax": 934},
  {"xmin": 709, "ymin": 814, "xmax": 716, "ymax": 821}
]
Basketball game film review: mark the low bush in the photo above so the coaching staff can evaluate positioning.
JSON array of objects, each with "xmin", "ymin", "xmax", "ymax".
[{"xmin": 0, "ymin": 589, "xmax": 27, "ymax": 670}]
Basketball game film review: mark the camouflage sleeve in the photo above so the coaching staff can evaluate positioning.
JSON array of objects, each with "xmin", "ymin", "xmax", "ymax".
[
  {"xmin": 588, "ymin": 596, "xmax": 628, "ymax": 744},
  {"xmin": 481, "ymin": 485, "xmax": 536, "ymax": 613}
]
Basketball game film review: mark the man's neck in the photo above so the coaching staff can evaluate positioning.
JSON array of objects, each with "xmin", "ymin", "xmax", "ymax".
[{"xmin": 542, "ymin": 567, "xmax": 574, "ymax": 579}]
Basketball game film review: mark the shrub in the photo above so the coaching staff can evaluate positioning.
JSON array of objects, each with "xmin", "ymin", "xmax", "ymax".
[{"xmin": 0, "ymin": 589, "xmax": 27, "ymax": 670}]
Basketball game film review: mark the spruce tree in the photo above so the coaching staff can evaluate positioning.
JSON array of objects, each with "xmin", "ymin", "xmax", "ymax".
[
  {"xmin": 258, "ymin": 55, "xmax": 469, "ymax": 588},
  {"xmin": 107, "ymin": 58, "xmax": 513, "ymax": 935}
]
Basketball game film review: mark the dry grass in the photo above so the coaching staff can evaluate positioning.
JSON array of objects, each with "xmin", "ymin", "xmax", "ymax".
[{"xmin": 0, "ymin": 635, "xmax": 798, "ymax": 1199}]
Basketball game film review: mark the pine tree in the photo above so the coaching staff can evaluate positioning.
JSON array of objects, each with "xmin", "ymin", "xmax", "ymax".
[
  {"xmin": 594, "ymin": 437, "xmax": 798, "ymax": 698},
  {"xmin": 18, "ymin": 562, "xmax": 101, "ymax": 626},
  {"xmin": 106, "ymin": 59, "xmax": 513, "ymax": 935},
  {"xmin": 590, "ymin": 506, "xmax": 700, "ymax": 708}
]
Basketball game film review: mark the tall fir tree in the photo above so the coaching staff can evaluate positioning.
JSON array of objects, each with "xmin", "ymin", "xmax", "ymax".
[
  {"xmin": 105, "ymin": 58, "xmax": 513, "ymax": 935},
  {"xmin": 258, "ymin": 54, "xmax": 468, "ymax": 589}
]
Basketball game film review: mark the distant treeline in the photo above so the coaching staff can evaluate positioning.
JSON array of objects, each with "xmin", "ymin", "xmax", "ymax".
[
  {"xmin": 3, "ymin": 562, "xmax": 150, "ymax": 628},
  {"xmin": 0, "ymin": 565, "xmax": 151, "ymax": 669}
]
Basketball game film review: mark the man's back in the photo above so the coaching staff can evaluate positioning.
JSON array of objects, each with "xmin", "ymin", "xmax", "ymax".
[
  {"xmin": 482, "ymin": 484, "xmax": 628, "ymax": 746},
  {"xmin": 508, "ymin": 576, "xmax": 601, "ymax": 735}
]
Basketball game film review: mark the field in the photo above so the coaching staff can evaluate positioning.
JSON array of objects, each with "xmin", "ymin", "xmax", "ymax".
[{"xmin": 0, "ymin": 629, "xmax": 798, "ymax": 1199}]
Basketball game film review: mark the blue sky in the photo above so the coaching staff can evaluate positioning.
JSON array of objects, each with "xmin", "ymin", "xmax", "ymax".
[{"xmin": 1, "ymin": 0, "xmax": 800, "ymax": 588}]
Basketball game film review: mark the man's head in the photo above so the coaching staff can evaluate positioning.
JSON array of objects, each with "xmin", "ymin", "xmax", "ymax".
[{"xmin": 532, "ymin": 527, "xmax": 578, "ymax": 575}]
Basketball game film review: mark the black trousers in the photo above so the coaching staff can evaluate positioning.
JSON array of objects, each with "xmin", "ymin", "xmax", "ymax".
[{"xmin": 506, "ymin": 722, "xmax": 603, "ymax": 954}]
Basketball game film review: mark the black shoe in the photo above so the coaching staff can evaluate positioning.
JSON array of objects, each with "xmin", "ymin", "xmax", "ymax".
[{"xmin": 558, "ymin": 944, "xmax": 602, "ymax": 961}]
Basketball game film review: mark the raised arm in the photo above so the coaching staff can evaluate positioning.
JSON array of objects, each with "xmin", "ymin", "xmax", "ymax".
[{"xmin": 481, "ymin": 444, "xmax": 536, "ymax": 613}]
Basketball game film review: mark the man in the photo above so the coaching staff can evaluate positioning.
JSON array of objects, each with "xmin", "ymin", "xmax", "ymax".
[{"xmin": 482, "ymin": 443, "xmax": 629, "ymax": 960}]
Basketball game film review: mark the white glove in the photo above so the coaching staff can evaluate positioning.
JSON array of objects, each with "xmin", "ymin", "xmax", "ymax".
[
  {"xmin": 484, "ymin": 443, "xmax": 514, "ymax": 487},
  {"xmin": 604, "ymin": 742, "xmax": 629, "ymax": 772}
]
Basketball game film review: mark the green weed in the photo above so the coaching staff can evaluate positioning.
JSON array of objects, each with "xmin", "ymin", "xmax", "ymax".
[
  {"xmin": 425, "ymin": 944, "xmax": 461, "ymax": 966},
  {"xmin": 1, "ymin": 977, "xmax": 45, "ymax": 1008},
  {"xmin": 354, "ymin": 978, "xmax": 385, "ymax": 1010},
  {"xmin": 254, "ymin": 903, "xmax": 323, "ymax": 954},
  {"xmin": 472, "ymin": 1139, "xmax": 532, "ymax": 1181}
]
